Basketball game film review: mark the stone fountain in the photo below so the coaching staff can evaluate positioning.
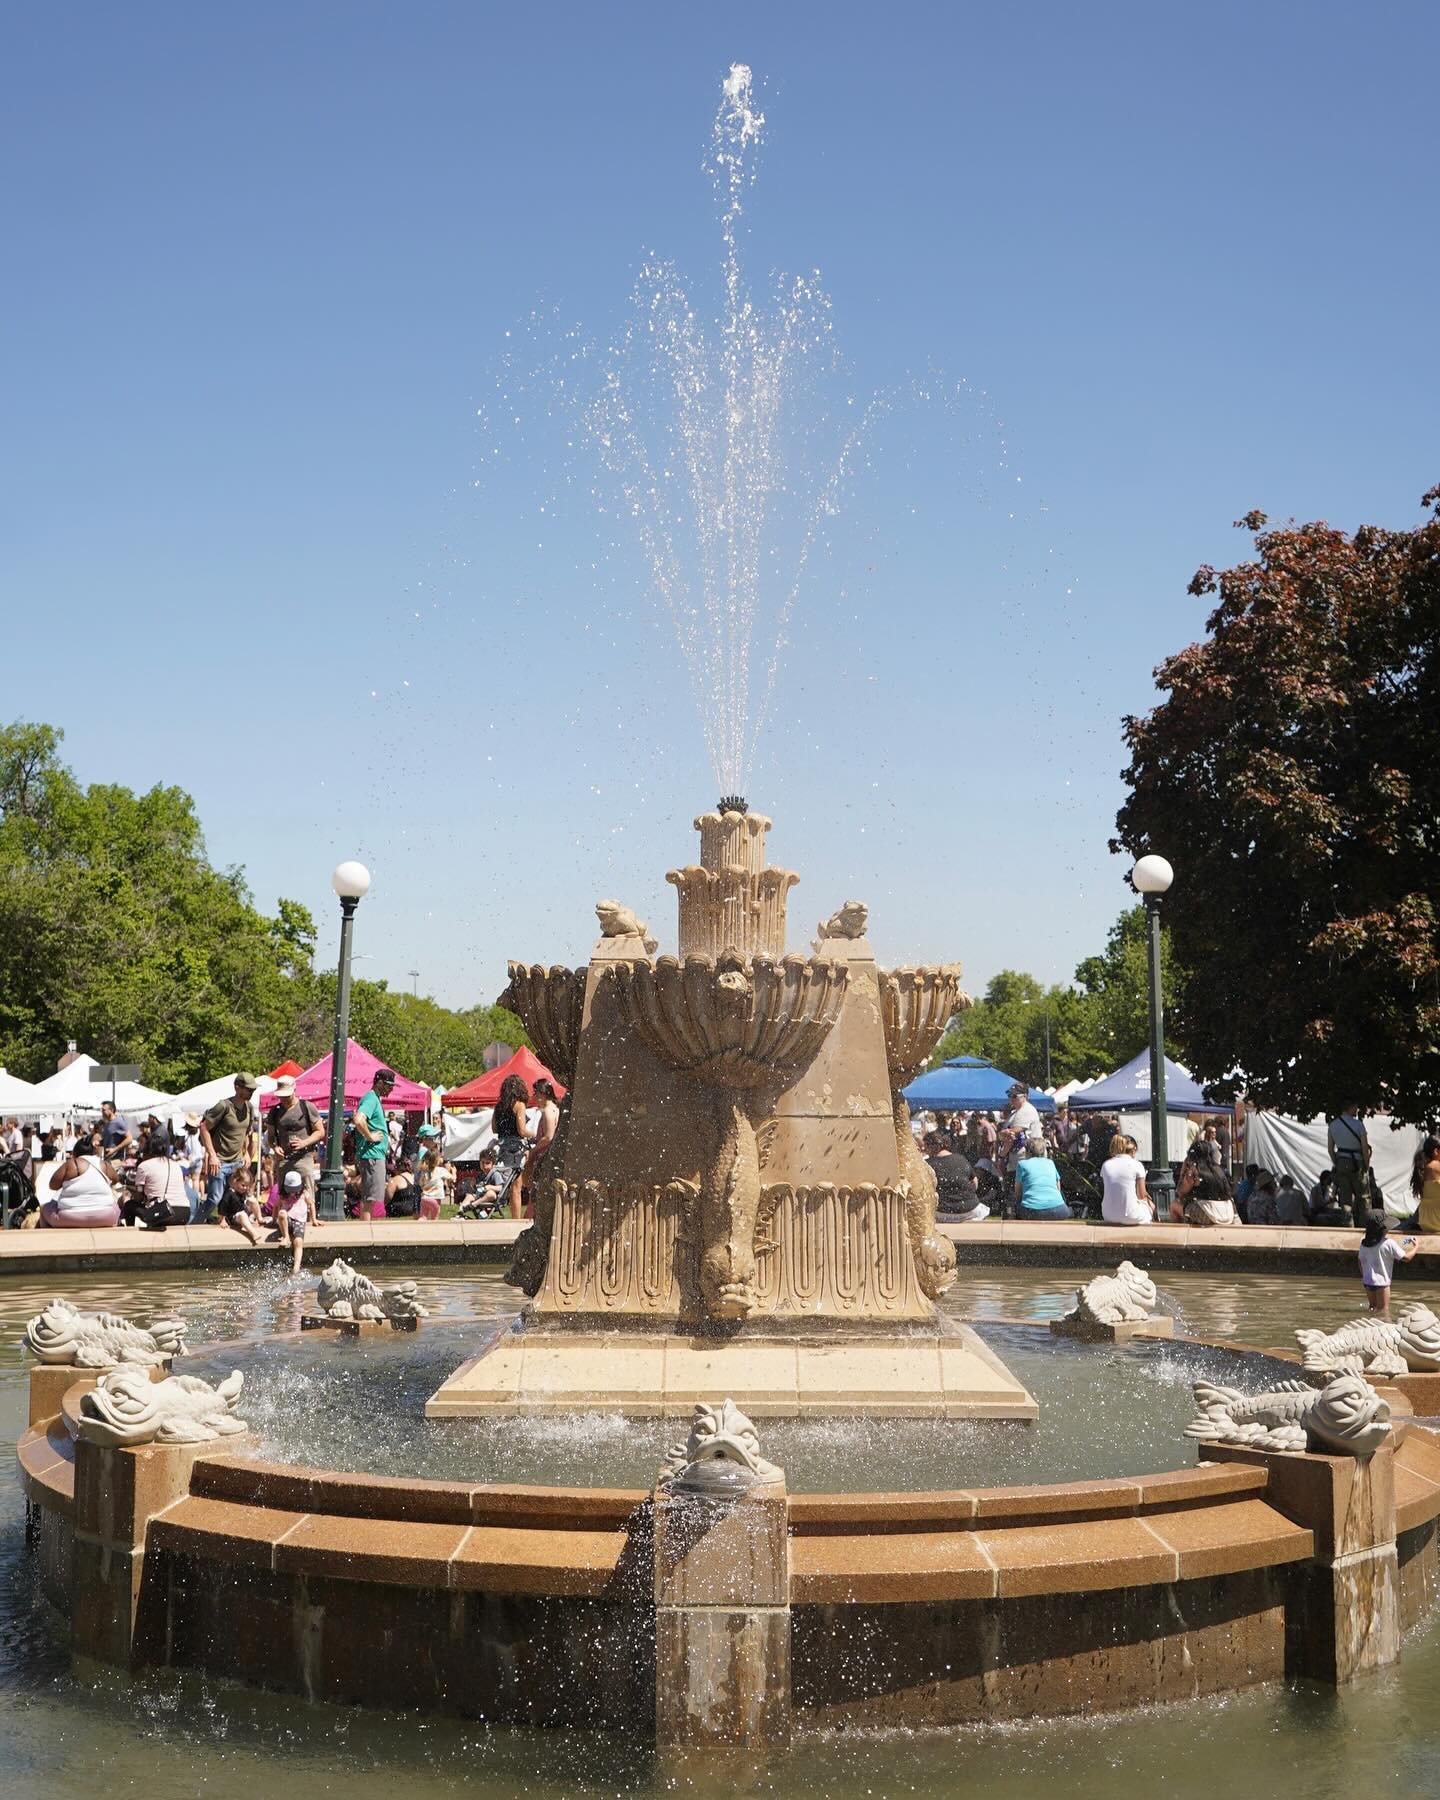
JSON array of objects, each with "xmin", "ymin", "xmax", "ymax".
[{"xmin": 428, "ymin": 803, "xmax": 1035, "ymax": 1420}]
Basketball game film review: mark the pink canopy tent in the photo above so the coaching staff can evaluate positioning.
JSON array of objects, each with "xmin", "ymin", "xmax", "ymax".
[{"xmin": 259, "ymin": 1039, "xmax": 430, "ymax": 1113}]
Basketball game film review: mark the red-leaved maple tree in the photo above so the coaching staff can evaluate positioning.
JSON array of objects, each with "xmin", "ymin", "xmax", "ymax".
[{"xmin": 1114, "ymin": 489, "xmax": 1440, "ymax": 1125}]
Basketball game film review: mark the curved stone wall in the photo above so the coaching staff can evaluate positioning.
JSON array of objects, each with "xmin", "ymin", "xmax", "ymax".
[{"xmin": 18, "ymin": 1341, "xmax": 1440, "ymax": 1731}]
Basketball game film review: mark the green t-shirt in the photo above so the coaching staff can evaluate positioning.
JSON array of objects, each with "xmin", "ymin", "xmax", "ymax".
[{"xmin": 354, "ymin": 1090, "xmax": 388, "ymax": 1163}]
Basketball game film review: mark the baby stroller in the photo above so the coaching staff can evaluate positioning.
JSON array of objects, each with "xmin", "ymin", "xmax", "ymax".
[{"xmin": 1, "ymin": 1161, "xmax": 38, "ymax": 1228}]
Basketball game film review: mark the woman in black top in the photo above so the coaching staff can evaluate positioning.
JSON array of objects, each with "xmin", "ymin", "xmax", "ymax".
[{"xmin": 492, "ymin": 1074, "xmax": 533, "ymax": 1220}]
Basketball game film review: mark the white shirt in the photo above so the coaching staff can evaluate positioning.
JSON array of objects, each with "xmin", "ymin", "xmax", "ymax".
[
  {"xmin": 1100, "ymin": 1154, "xmax": 1151, "ymax": 1225},
  {"xmin": 1328, "ymin": 1114, "xmax": 1369, "ymax": 1162},
  {"xmin": 1359, "ymin": 1238, "xmax": 1401, "ymax": 1287},
  {"xmin": 1006, "ymin": 1101, "xmax": 1041, "ymax": 1142}
]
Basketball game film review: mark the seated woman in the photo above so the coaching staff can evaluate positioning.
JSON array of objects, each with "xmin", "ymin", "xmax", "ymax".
[
  {"xmin": 1245, "ymin": 1170, "xmax": 1280, "ymax": 1226},
  {"xmin": 1177, "ymin": 1163, "xmax": 1237, "ymax": 1227},
  {"xmin": 41, "ymin": 1140, "xmax": 120, "ymax": 1229},
  {"xmin": 122, "ymin": 1129, "xmax": 191, "ymax": 1229},
  {"xmin": 1012, "ymin": 1137, "xmax": 1074, "ymax": 1221},
  {"xmin": 1099, "ymin": 1132, "xmax": 1153, "ymax": 1226},
  {"xmin": 924, "ymin": 1131, "xmax": 988, "ymax": 1223}
]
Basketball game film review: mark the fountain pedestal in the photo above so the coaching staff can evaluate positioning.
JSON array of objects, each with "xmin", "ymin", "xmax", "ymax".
[{"xmin": 430, "ymin": 806, "xmax": 1035, "ymax": 1422}]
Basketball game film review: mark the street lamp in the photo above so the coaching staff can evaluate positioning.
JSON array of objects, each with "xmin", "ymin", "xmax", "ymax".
[
  {"xmin": 316, "ymin": 860, "xmax": 371, "ymax": 1222},
  {"xmin": 1132, "ymin": 854, "xmax": 1175, "ymax": 1219}
]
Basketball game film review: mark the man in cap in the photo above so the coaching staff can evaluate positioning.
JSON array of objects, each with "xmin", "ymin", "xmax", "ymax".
[
  {"xmin": 999, "ymin": 1081, "xmax": 1042, "ymax": 1187},
  {"xmin": 265, "ymin": 1075, "xmax": 325, "ymax": 1207},
  {"xmin": 352, "ymin": 1068, "xmax": 395, "ymax": 1221},
  {"xmin": 199, "ymin": 1074, "xmax": 258, "ymax": 1223}
]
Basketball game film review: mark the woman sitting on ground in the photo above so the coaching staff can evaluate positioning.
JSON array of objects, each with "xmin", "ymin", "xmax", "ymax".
[
  {"xmin": 1099, "ymin": 1132, "xmax": 1153, "ymax": 1226},
  {"xmin": 923, "ymin": 1131, "xmax": 988, "ymax": 1222},
  {"xmin": 1012, "ymin": 1137, "xmax": 1074, "ymax": 1221},
  {"xmin": 1176, "ymin": 1163, "xmax": 1237, "ymax": 1227},
  {"xmin": 1308, "ymin": 1167, "xmax": 1350, "ymax": 1226},
  {"xmin": 41, "ymin": 1137, "xmax": 121, "ymax": 1229},
  {"xmin": 121, "ymin": 1128, "xmax": 192, "ymax": 1230},
  {"xmin": 1245, "ymin": 1170, "xmax": 1280, "ymax": 1226}
]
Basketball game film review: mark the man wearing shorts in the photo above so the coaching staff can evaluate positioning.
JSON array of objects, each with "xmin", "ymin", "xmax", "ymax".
[{"xmin": 353, "ymin": 1068, "xmax": 394, "ymax": 1220}]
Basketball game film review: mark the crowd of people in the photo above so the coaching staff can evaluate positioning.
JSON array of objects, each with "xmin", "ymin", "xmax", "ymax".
[
  {"xmin": 916, "ymin": 1087, "xmax": 1440, "ymax": 1246},
  {"xmin": 0, "ymin": 1065, "xmax": 570, "ymax": 1260}
]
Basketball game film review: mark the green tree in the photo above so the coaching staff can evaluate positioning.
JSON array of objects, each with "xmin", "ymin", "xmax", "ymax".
[
  {"xmin": 0, "ymin": 724, "xmax": 311, "ymax": 1085},
  {"xmin": 924, "ymin": 906, "xmax": 1185, "ymax": 1089},
  {"xmin": 1114, "ymin": 491, "xmax": 1440, "ymax": 1123}
]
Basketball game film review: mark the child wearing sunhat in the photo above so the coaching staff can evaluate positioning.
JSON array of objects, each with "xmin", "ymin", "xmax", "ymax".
[{"xmin": 278, "ymin": 1168, "xmax": 315, "ymax": 1274}]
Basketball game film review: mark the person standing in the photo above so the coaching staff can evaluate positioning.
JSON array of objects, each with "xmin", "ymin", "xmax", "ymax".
[
  {"xmin": 491, "ymin": 1072, "xmax": 533, "ymax": 1221},
  {"xmin": 98, "ymin": 1100, "xmax": 132, "ymax": 1167},
  {"xmin": 352, "ymin": 1068, "xmax": 395, "ymax": 1221},
  {"xmin": 1327, "ymin": 1105, "xmax": 1372, "ymax": 1228},
  {"xmin": 1358, "ymin": 1212, "xmax": 1417, "ymax": 1315},
  {"xmin": 265, "ymin": 1076, "xmax": 325, "ymax": 1206},
  {"xmin": 199, "ymin": 1075, "xmax": 258, "ymax": 1220}
]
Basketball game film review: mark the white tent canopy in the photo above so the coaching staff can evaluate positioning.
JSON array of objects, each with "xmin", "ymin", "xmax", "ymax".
[
  {"xmin": 1245, "ymin": 1111, "xmax": 1423, "ymax": 1218},
  {"xmin": 26, "ymin": 1052, "xmax": 174, "ymax": 1116},
  {"xmin": 167, "ymin": 1072, "xmax": 278, "ymax": 1120},
  {"xmin": 0, "ymin": 1067, "xmax": 44, "ymax": 1114}
]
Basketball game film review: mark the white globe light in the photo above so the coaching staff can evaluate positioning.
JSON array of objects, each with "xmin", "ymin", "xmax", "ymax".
[
  {"xmin": 331, "ymin": 860, "xmax": 372, "ymax": 901},
  {"xmin": 1132, "ymin": 854, "xmax": 1174, "ymax": 896}
]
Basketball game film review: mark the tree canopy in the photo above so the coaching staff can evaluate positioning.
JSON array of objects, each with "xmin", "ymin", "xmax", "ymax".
[
  {"xmin": 1114, "ymin": 490, "xmax": 1440, "ymax": 1125},
  {"xmin": 0, "ymin": 720, "xmax": 524, "ymax": 1091},
  {"xmin": 927, "ymin": 905, "xmax": 1183, "ymax": 1088}
]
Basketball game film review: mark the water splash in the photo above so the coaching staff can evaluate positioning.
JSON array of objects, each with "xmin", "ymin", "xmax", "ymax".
[{"xmin": 587, "ymin": 63, "xmax": 875, "ymax": 796}]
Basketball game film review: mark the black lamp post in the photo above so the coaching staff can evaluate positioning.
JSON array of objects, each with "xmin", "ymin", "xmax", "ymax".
[
  {"xmin": 316, "ymin": 859, "xmax": 371, "ymax": 1223},
  {"xmin": 1132, "ymin": 854, "xmax": 1175, "ymax": 1219}
]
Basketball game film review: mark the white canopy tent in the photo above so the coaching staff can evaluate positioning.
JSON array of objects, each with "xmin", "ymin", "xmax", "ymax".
[
  {"xmin": 167, "ymin": 1072, "xmax": 278, "ymax": 1122},
  {"xmin": 1244, "ymin": 1111, "xmax": 1423, "ymax": 1219},
  {"xmin": 0, "ymin": 1067, "xmax": 44, "ymax": 1114},
  {"xmin": 26, "ymin": 1052, "xmax": 175, "ymax": 1117}
]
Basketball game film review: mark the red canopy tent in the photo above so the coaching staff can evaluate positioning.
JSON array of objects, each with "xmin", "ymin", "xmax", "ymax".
[
  {"xmin": 259, "ymin": 1039, "xmax": 430, "ymax": 1113},
  {"xmin": 442, "ymin": 1045, "xmax": 565, "ymax": 1111},
  {"xmin": 268, "ymin": 1059, "xmax": 303, "ymax": 1079}
]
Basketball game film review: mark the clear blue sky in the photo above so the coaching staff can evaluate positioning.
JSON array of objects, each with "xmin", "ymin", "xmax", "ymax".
[{"xmin": 4, "ymin": 4, "xmax": 1436, "ymax": 1014}]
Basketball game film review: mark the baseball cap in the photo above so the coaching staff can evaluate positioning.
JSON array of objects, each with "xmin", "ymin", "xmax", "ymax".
[
  {"xmin": 282, "ymin": 1170, "xmax": 304, "ymax": 1191},
  {"xmin": 234, "ymin": 1072, "xmax": 258, "ymax": 1091},
  {"xmin": 274, "ymin": 1076, "xmax": 296, "ymax": 1098}
]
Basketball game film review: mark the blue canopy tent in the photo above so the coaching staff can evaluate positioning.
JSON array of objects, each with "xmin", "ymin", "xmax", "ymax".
[
  {"xmin": 1067, "ymin": 1049, "xmax": 1230, "ymax": 1116},
  {"xmin": 901, "ymin": 1056, "xmax": 1055, "ymax": 1115}
]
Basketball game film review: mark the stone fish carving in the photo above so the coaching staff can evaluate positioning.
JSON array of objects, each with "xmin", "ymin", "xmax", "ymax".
[
  {"xmin": 1059, "ymin": 1261, "xmax": 1160, "ymax": 1328},
  {"xmin": 1295, "ymin": 1304, "xmax": 1440, "ymax": 1376},
  {"xmin": 315, "ymin": 1258, "xmax": 428, "ymax": 1322},
  {"xmin": 23, "ymin": 1298, "xmax": 187, "ymax": 1368},
  {"xmin": 1186, "ymin": 1373, "xmax": 1392, "ymax": 1456},
  {"xmin": 596, "ymin": 899, "xmax": 658, "ymax": 954},
  {"xmin": 659, "ymin": 1398, "xmax": 782, "ymax": 1494},
  {"xmin": 76, "ymin": 1368, "xmax": 247, "ymax": 1446}
]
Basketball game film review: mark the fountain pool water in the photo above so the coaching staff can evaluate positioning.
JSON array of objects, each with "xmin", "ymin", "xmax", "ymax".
[{"xmin": 6, "ymin": 1264, "xmax": 1440, "ymax": 1796}]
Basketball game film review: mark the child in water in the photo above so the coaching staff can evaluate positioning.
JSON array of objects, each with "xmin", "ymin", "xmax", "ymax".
[{"xmin": 1358, "ymin": 1211, "xmax": 1417, "ymax": 1315}]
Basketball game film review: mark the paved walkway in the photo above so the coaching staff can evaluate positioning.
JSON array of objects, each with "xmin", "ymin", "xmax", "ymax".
[{"xmin": 0, "ymin": 1215, "xmax": 1428, "ymax": 1279}]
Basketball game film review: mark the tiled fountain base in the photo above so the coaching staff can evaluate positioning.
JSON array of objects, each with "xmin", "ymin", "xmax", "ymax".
[{"xmin": 423, "ymin": 1321, "xmax": 1037, "ymax": 1420}]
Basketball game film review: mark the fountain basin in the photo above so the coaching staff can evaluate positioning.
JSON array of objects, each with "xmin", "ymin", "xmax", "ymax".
[{"xmin": 19, "ymin": 1334, "xmax": 1440, "ymax": 1729}]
